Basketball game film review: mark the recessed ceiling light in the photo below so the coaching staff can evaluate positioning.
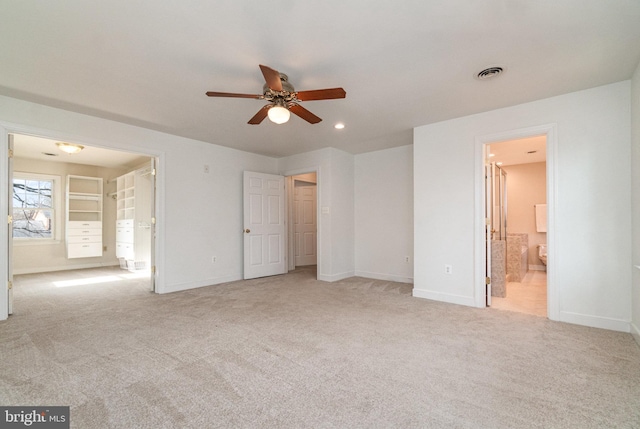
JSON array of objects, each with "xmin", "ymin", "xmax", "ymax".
[
  {"xmin": 488, "ymin": 153, "xmax": 495, "ymax": 157},
  {"xmin": 334, "ymin": 123, "xmax": 345, "ymax": 130}
]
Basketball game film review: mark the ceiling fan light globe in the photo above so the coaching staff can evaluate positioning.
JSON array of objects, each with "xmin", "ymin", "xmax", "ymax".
[{"xmin": 268, "ymin": 106, "xmax": 290, "ymax": 124}]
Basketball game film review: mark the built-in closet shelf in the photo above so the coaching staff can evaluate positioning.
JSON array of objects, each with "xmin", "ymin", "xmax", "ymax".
[
  {"xmin": 69, "ymin": 193, "xmax": 101, "ymax": 199},
  {"xmin": 115, "ymin": 167, "xmax": 152, "ymax": 271},
  {"xmin": 66, "ymin": 175, "xmax": 103, "ymax": 258}
]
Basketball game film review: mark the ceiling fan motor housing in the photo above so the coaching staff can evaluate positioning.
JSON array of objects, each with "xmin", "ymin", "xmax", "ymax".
[{"xmin": 263, "ymin": 73, "xmax": 296, "ymax": 102}]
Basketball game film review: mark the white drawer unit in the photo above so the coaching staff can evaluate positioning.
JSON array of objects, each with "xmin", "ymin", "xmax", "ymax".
[
  {"xmin": 116, "ymin": 242, "xmax": 134, "ymax": 260},
  {"xmin": 115, "ymin": 219, "xmax": 134, "ymax": 259},
  {"xmin": 116, "ymin": 227, "xmax": 134, "ymax": 242},
  {"xmin": 66, "ymin": 221, "xmax": 102, "ymax": 258},
  {"xmin": 67, "ymin": 242, "xmax": 103, "ymax": 259},
  {"xmin": 116, "ymin": 219, "xmax": 134, "ymax": 228},
  {"xmin": 68, "ymin": 228, "xmax": 102, "ymax": 237},
  {"xmin": 67, "ymin": 235, "xmax": 101, "ymax": 244},
  {"xmin": 69, "ymin": 221, "xmax": 102, "ymax": 229}
]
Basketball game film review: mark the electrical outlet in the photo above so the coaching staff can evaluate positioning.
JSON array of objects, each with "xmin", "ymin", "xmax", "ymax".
[
  {"xmin": 445, "ymin": 264, "xmax": 453, "ymax": 275},
  {"xmin": 212, "ymin": 256, "xmax": 217, "ymax": 263},
  {"xmin": 404, "ymin": 256, "xmax": 410, "ymax": 263}
]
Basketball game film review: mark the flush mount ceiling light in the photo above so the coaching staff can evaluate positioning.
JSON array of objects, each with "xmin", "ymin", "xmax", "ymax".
[
  {"xmin": 267, "ymin": 102, "xmax": 291, "ymax": 124},
  {"xmin": 476, "ymin": 66, "xmax": 505, "ymax": 80},
  {"xmin": 334, "ymin": 123, "xmax": 345, "ymax": 129},
  {"xmin": 56, "ymin": 142, "xmax": 84, "ymax": 154}
]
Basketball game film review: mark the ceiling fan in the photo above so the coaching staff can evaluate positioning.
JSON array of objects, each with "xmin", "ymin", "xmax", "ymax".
[{"xmin": 206, "ymin": 64, "xmax": 346, "ymax": 125}]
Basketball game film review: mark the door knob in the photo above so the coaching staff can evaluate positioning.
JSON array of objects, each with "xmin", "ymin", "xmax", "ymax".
[{"xmin": 244, "ymin": 229, "xmax": 250, "ymax": 233}]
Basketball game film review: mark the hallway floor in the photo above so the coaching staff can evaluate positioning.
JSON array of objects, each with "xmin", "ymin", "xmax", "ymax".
[{"xmin": 491, "ymin": 270, "xmax": 547, "ymax": 317}]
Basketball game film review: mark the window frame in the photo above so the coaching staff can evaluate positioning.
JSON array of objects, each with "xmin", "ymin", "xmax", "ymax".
[{"xmin": 12, "ymin": 171, "xmax": 62, "ymax": 245}]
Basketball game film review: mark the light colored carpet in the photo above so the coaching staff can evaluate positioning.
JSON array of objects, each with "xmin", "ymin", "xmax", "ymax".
[{"xmin": 1, "ymin": 266, "xmax": 639, "ymax": 428}]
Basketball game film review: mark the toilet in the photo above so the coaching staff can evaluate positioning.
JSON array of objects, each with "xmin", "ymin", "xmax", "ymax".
[{"xmin": 537, "ymin": 244, "xmax": 547, "ymax": 265}]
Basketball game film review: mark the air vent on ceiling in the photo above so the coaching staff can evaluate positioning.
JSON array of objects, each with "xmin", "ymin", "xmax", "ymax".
[{"xmin": 476, "ymin": 66, "xmax": 504, "ymax": 80}]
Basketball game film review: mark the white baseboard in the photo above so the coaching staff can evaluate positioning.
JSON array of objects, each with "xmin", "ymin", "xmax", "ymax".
[
  {"xmin": 354, "ymin": 270, "xmax": 413, "ymax": 284},
  {"xmin": 13, "ymin": 262, "xmax": 119, "ymax": 275},
  {"xmin": 412, "ymin": 288, "xmax": 476, "ymax": 307},
  {"xmin": 160, "ymin": 273, "xmax": 242, "ymax": 294},
  {"xmin": 317, "ymin": 271, "xmax": 355, "ymax": 282},
  {"xmin": 559, "ymin": 311, "xmax": 631, "ymax": 333}
]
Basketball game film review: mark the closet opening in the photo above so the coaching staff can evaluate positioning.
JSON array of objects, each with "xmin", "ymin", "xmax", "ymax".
[{"xmin": 8, "ymin": 133, "xmax": 157, "ymax": 316}]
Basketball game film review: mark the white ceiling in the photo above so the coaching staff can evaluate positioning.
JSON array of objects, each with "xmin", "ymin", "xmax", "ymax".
[
  {"xmin": 489, "ymin": 136, "xmax": 547, "ymax": 166},
  {"xmin": 1, "ymin": 1, "xmax": 639, "ymax": 159},
  {"xmin": 12, "ymin": 134, "xmax": 149, "ymax": 169}
]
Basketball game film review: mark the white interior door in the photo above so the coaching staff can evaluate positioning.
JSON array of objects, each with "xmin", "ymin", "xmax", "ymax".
[
  {"xmin": 7, "ymin": 134, "xmax": 13, "ymax": 315},
  {"xmin": 243, "ymin": 171, "xmax": 286, "ymax": 279},
  {"xmin": 294, "ymin": 183, "xmax": 317, "ymax": 266}
]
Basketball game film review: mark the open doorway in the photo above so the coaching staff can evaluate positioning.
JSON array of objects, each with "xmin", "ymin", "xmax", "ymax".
[
  {"xmin": 485, "ymin": 135, "xmax": 548, "ymax": 317},
  {"xmin": 8, "ymin": 133, "xmax": 157, "ymax": 315},
  {"xmin": 287, "ymin": 172, "xmax": 318, "ymax": 273}
]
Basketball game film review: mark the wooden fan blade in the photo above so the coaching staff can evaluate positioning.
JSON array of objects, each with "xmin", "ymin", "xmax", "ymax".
[
  {"xmin": 259, "ymin": 64, "xmax": 283, "ymax": 91},
  {"xmin": 296, "ymin": 88, "xmax": 346, "ymax": 101},
  {"xmin": 206, "ymin": 91, "xmax": 262, "ymax": 99},
  {"xmin": 248, "ymin": 105, "xmax": 271, "ymax": 125},
  {"xmin": 289, "ymin": 103, "xmax": 322, "ymax": 124}
]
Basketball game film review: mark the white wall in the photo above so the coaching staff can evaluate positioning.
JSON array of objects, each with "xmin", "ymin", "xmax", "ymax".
[
  {"xmin": 502, "ymin": 162, "xmax": 546, "ymax": 268},
  {"xmin": 0, "ymin": 94, "xmax": 278, "ymax": 319},
  {"xmin": 414, "ymin": 81, "xmax": 632, "ymax": 332},
  {"xmin": 278, "ymin": 147, "xmax": 355, "ymax": 282},
  {"xmin": 631, "ymin": 62, "xmax": 640, "ymax": 344},
  {"xmin": 355, "ymin": 145, "xmax": 413, "ymax": 283}
]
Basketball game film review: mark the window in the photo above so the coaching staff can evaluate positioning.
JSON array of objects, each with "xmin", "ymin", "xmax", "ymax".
[{"xmin": 12, "ymin": 173, "xmax": 60, "ymax": 241}]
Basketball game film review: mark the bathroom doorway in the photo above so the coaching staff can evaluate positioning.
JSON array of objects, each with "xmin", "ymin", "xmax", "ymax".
[{"xmin": 485, "ymin": 135, "xmax": 548, "ymax": 317}]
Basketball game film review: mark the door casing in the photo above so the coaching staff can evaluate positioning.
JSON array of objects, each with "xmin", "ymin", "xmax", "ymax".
[
  {"xmin": 290, "ymin": 175, "xmax": 317, "ymax": 268},
  {"xmin": 283, "ymin": 167, "xmax": 321, "ymax": 277}
]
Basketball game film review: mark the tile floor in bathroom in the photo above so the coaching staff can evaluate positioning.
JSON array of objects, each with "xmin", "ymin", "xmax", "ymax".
[{"xmin": 490, "ymin": 270, "xmax": 547, "ymax": 317}]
